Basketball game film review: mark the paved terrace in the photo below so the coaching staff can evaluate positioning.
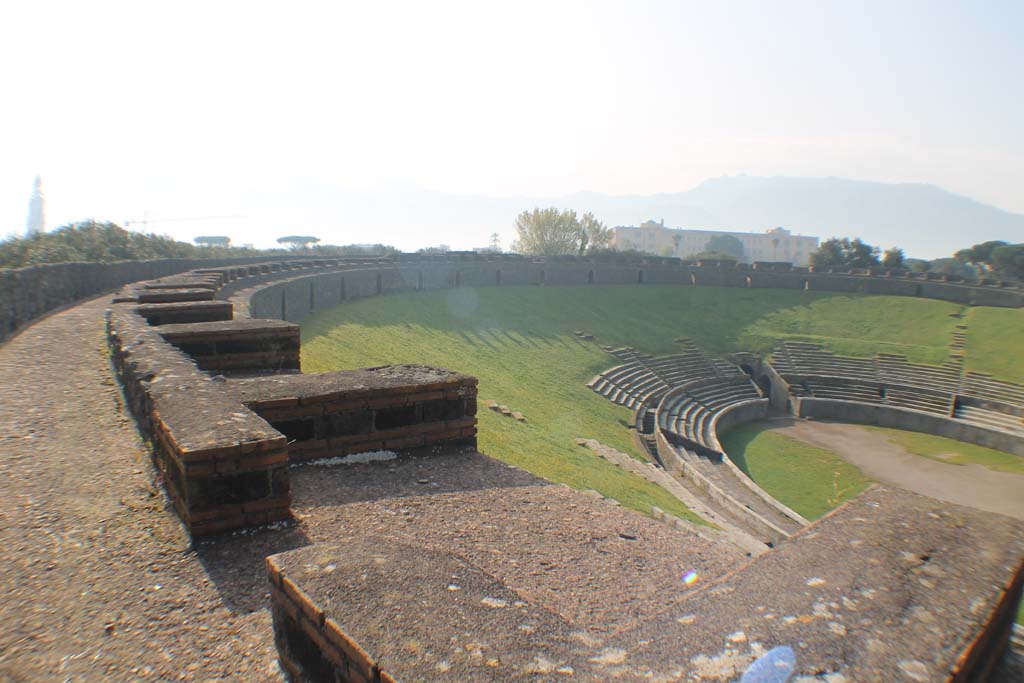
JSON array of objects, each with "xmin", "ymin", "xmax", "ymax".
[{"xmin": 0, "ymin": 296, "xmax": 742, "ymax": 681}]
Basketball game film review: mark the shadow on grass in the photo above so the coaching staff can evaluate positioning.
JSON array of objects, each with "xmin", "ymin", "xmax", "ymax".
[
  {"xmin": 301, "ymin": 285, "xmax": 844, "ymax": 360},
  {"xmin": 718, "ymin": 424, "xmax": 761, "ymax": 476}
]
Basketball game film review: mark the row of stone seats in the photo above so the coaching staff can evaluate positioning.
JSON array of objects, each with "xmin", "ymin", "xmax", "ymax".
[
  {"xmin": 877, "ymin": 353, "xmax": 962, "ymax": 394},
  {"xmin": 588, "ymin": 341, "xmax": 726, "ymax": 411},
  {"xmin": 885, "ymin": 388, "xmax": 952, "ymax": 416},
  {"xmin": 954, "ymin": 405, "xmax": 1024, "ymax": 435},
  {"xmin": 774, "ymin": 341, "xmax": 1024, "ymax": 434},
  {"xmin": 592, "ymin": 340, "xmax": 762, "ymax": 454},
  {"xmin": 587, "ymin": 362, "xmax": 669, "ymax": 410},
  {"xmin": 778, "ymin": 341, "xmax": 878, "ymax": 378},
  {"xmin": 800, "ymin": 379, "xmax": 953, "ymax": 417},
  {"xmin": 774, "ymin": 341, "xmax": 969, "ymax": 398},
  {"xmin": 804, "ymin": 380, "xmax": 882, "ymax": 403},
  {"xmin": 961, "ymin": 372, "xmax": 1024, "ymax": 406},
  {"xmin": 656, "ymin": 376, "xmax": 763, "ymax": 453}
]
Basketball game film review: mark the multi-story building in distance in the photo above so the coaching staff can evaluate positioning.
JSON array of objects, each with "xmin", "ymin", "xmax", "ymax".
[{"xmin": 611, "ymin": 220, "xmax": 819, "ymax": 266}]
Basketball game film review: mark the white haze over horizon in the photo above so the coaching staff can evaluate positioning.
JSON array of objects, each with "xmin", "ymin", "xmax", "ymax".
[{"xmin": 1, "ymin": 1, "xmax": 1021, "ymax": 257}]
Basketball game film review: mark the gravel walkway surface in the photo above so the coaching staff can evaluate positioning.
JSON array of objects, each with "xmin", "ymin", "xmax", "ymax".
[{"xmin": 0, "ymin": 298, "xmax": 284, "ymax": 682}]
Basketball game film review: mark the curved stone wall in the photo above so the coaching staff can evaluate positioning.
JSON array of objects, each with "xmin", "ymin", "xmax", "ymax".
[
  {"xmin": 5, "ymin": 253, "xmax": 1020, "ymax": 346},
  {"xmin": 797, "ymin": 397, "xmax": 1024, "ymax": 456},
  {"xmin": 0, "ymin": 255, "xmax": 315, "ymax": 344},
  {"xmin": 230, "ymin": 256, "xmax": 1023, "ymax": 327}
]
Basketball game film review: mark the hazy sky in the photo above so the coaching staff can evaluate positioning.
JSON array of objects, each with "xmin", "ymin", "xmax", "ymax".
[{"xmin": 1, "ymin": 0, "xmax": 1021, "ymax": 249}]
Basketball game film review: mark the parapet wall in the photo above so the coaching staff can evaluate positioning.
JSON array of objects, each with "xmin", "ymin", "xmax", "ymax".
[
  {"xmin": 5, "ymin": 253, "xmax": 1022, "ymax": 346},
  {"xmin": 106, "ymin": 262, "xmax": 478, "ymax": 536},
  {"xmin": 0, "ymin": 255, "xmax": 317, "ymax": 345},
  {"xmin": 233, "ymin": 255, "xmax": 1024, "ymax": 328}
]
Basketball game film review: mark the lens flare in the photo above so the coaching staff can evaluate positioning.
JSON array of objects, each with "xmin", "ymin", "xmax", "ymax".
[{"xmin": 682, "ymin": 569, "xmax": 699, "ymax": 585}]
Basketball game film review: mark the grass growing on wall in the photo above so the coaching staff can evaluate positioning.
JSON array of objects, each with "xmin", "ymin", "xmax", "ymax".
[
  {"xmin": 865, "ymin": 426, "xmax": 1024, "ymax": 474},
  {"xmin": 963, "ymin": 307, "xmax": 1024, "ymax": 384},
  {"xmin": 300, "ymin": 285, "xmax": 1003, "ymax": 520},
  {"xmin": 719, "ymin": 423, "xmax": 872, "ymax": 520}
]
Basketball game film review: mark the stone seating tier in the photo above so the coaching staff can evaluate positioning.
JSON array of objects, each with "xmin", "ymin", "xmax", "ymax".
[
  {"xmin": 955, "ymin": 405, "xmax": 1024, "ymax": 435},
  {"xmin": 962, "ymin": 373, "xmax": 1024, "ymax": 406},
  {"xmin": 877, "ymin": 353, "xmax": 961, "ymax": 394},
  {"xmin": 885, "ymin": 389, "xmax": 952, "ymax": 416},
  {"xmin": 805, "ymin": 381, "xmax": 882, "ymax": 403}
]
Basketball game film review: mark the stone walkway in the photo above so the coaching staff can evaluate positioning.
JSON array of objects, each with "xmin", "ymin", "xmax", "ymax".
[{"xmin": 0, "ymin": 298, "xmax": 283, "ymax": 682}]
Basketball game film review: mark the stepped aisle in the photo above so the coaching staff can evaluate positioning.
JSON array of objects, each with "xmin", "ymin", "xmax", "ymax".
[{"xmin": 0, "ymin": 298, "xmax": 283, "ymax": 682}]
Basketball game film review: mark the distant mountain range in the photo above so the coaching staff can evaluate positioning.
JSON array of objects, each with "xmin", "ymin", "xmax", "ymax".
[{"xmin": 157, "ymin": 175, "xmax": 1024, "ymax": 260}]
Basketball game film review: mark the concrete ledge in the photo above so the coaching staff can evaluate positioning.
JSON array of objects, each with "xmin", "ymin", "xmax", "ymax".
[
  {"xmin": 106, "ymin": 305, "xmax": 290, "ymax": 536},
  {"xmin": 267, "ymin": 486, "xmax": 1024, "ymax": 682},
  {"xmin": 267, "ymin": 540, "xmax": 592, "ymax": 682},
  {"xmin": 133, "ymin": 301, "xmax": 234, "ymax": 326},
  {"xmin": 229, "ymin": 366, "xmax": 478, "ymax": 462},
  {"xmin": 158, "ymin": 318, "xmax": 301, "ymax": 373},
  {"xmin": 710, "ymin": 400, "xmax": 811, "ymax": 529},
  {"xmin": 656, "ymin": 430, "xmax": 789, "ymax": 546}
]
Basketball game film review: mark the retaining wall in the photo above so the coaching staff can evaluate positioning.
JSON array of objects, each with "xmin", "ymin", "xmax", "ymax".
[
  {"xmin": 5, "ymin": 255, "xmax": 1022, "ymax": 345},
  {"xmin": 655, "ymin": 430, "xmax": 790, "ymax": 547},
  {"xmin": 235, "ymin": 258, "xmax": 1023, "ymax": 329},
  {"xmin": 0, "ymin": 255, "xmax": 320, "ymax": 344},
  {"xmin": 797, "ymin": 398, "xmax": 1024, "ymax": 456}
]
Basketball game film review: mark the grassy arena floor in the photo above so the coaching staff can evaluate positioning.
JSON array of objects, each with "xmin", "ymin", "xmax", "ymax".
[
  {"xmin": 718, "ymin": 424, "xmax": 872, "ymax": 520},
  {"xmin": 301, "ymin": 285, "xmax": 1018, "ymax": 521}
]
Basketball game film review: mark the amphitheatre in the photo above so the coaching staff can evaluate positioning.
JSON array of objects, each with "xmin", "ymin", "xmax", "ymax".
[{"xmin": 1, "ymin": 252, "xmax": 1023, "ymax": 682}]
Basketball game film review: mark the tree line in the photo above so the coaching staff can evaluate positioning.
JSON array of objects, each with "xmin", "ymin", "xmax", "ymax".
[
  {"xmin": 0, "ymin": 222, "xmax": 402, "ymax": 269},
  {"xmin": 4, "ymin": 216, "xmax": 1020, "ymax": 283},
  {"xmin": 0, "ymin": 221, "xmax": 263, "ymax": 268},
  {"xmin": 810, "ymin": 235, "xmax": 1023, "ymax": 280}
]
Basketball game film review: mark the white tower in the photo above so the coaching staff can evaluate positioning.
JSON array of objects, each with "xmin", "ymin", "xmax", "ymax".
[{"xmin": 26, "ymin": 176, "xmax": 45, "ymax": 236}]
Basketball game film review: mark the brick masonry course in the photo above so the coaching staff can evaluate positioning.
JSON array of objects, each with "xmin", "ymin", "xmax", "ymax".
[{"xmin": 105, "ymin": 261, "xmax": 480, "ymax": 537}]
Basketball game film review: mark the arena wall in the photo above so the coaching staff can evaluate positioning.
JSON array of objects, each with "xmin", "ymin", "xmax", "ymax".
[
  {"xmin": 227, "ymin": 256, "xmax": 1024, "ymax": 329},
  {"xmin": 797, "ymin": 398, "xmax": 1024, "ymax": 456},
  {"xmin": 4, "ymin": 254, "xmax": 1022, "ymax": 344}
]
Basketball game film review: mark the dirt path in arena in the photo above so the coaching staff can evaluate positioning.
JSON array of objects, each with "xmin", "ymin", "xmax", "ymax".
[{"xmin": 760, "ymin": 417, "xmax": 1024, "ymax": 520}]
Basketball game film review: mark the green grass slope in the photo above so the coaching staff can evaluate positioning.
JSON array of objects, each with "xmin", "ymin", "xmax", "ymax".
[
  {"xmin": 719, "ymin": 423, "xmax": 872, "ymax": 520},
  {"xmin": 741, "ymin": 295, "xmax": 961, "ymax": 364},
  {"xmin": 300, "ymin": 285, "xmax": 1017, "ymax": 520},
  {"xmin": 963, "ymin": 307, "xmax": 1024, "ymax": 384}
]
